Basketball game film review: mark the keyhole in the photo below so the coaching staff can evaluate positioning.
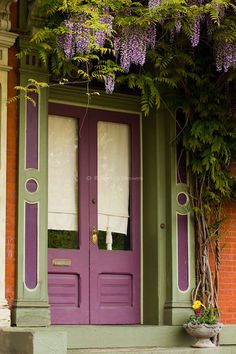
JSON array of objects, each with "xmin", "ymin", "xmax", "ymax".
[{"xmin": 92, "ymin": 198, "xmax": 96, "ymax": 204}]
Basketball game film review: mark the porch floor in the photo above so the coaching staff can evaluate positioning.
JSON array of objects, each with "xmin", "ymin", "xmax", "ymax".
[{"xmin": 1, "ymin": 325, "xmax": 236, "ymax": 354}]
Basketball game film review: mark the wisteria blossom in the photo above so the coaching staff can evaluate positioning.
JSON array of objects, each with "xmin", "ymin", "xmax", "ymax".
[
  {"xmin": 215, "ymin": 2, "xmax": 225, "ymax": 20},
  {"xmin": 105, "ymin": 75, "xmax": 115, "ymax": 94},
  {"xmin": 175, "ymin": 14, "xmax": 182, "ymax": 34},
  {"xmin": 115, "ymin": 25, "xmax": 156, "ymax": 72},
  {"xmin": 59, "ymin": 14, "xmax": 113, "ymax": 59},
  {"xmin": 74, "ymin": 18, "xmax": 91, "ymax": 55},
  {"xmin": 148, "ymin": 0, "xmax": 162, "ymax": 10},
  {"xmin": 215, "ymin": 42, "xmax": 236, "ymax": 72},
  {"xmin": 190, "ymin": 15, "xmax": 202, "ymax": 47},
  {"xmin": 147, "ymin": 25, "xmax": 157, "ymax": 49},
  {"xmin": 95, "ymin": 15, "xmax": 113, "ymax": 48},
  {"xmin": 58, "ymin": 18, "xmax": 74, "ymax": 59}
]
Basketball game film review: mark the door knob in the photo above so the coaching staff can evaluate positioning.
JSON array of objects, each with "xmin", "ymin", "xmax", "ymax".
[{"xmin": 92, "ymin": 227, "xmax": 98, "ymax": 244}]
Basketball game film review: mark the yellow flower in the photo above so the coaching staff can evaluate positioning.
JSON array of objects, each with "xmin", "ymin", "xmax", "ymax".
[{"xmin": 192, "ymin": 300, "xmax": 205, "ymax": 310}]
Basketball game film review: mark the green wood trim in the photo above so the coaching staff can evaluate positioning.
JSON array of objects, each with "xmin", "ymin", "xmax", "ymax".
[
  {"xmin": 163, "ymin": 110, "xmax": 195, "ymax": 325},
  {"xmin": 142, "ymin": 111, "xmax": 158, "ymax": 324},
  {"xmin": 13, "ymin": 63, "xmax": 50, "ymax": 326},
  {"xmin": 49, "ymin": 85, "xmax": 141, "ymax": 113},
  {"xmin": 1, "ymin": 325, "xmax": 236, "ymax": 352}
]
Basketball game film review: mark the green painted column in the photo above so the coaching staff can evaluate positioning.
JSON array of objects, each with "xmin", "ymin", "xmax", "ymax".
[
  {"xmin": 163, "ymin": 109, "xmax": 195, "ymax": 325},
  {"xmin": 142, "ymin": 110, "xmax": 168, "ymax": 325},
  {"xmin": 11, "ymin": 48, "xmax": 50, "ymax": 326}
]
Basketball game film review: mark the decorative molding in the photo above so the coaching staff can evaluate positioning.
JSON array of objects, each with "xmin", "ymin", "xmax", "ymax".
[
  {"xmin": 0, "ymin": 31, "xmax": 18, "ymax": 49},
  {"xmin": 27, "ymin": 0, "xmax": 47, "ymax": 32},
  {"xmin": 14, "ymin": 65, "xmax": 50, "ymax": 326},
  {"xmin": 0, "ymin": 0, "xmax": 17, "ymax": 31}
]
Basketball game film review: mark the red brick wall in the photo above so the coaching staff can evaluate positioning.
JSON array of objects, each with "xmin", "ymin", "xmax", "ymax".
[
  {"xmin": 6, "ymin": 2, "xmax": 18, "ymax": 308},
  {"xmin": 218, "ymin": 163, "xmax": 236, "ymax": 323}
]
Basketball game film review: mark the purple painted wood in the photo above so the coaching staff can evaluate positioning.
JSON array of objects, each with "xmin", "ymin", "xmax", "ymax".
[
  {"xmin": 25, "ymin": 202, "xmax": 38, "ymax": 289},
  {"xmin": 26, "ymin": 89, "xmax": 38, "ymax": 169},
  {"xmin": 177, "ymin": 213, "xmax": 189, "ymax": 291},
  {"xmin": 48, "ymin": 103, "xmax": 140, "ymax": 324},
  {"xmin": 89, "ymin": 109, "xmax": 140, "ymax": 324},
  {"xmin": 177, "ymin": 192, "xmax": 187, "ymax": 206},
  {"xmin": 48, "ymin": 103, "xmax": 89, "ymax": 324},
  {"xmin": 48, "ymin": 273, "xmax": 79, "ymax": 306},
  {"xmin": 26, "ymin": 179, "xmax": 38, "ymax": 193},
  {"xmin": 98, "ymin": 274, "xmax": 132, "ymax": 306}
]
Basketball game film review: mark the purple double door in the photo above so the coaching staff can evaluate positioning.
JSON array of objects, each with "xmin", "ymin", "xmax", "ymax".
[{"xmin": 48, "ymin": 103, "xmax": 140, "ymax": 325}]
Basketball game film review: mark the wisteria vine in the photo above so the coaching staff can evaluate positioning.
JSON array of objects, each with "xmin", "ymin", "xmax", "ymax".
[{"xmin": 57, "ymin": 1, "xmax": 236, "ymax": 93}]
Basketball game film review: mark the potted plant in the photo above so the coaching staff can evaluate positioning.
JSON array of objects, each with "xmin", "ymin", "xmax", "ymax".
[{"xmin": 183, "ymin": 300, "xmax": 222, "ymax": 348}]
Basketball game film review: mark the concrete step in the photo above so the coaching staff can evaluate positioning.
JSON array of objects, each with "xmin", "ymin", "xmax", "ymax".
[{"xmin": 67, "ymin": 346, "xmax": 235, "ymax": 354}]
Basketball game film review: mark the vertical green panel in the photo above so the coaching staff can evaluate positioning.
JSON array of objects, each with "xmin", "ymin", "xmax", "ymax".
[
  {"xmin": 163, "ymin": 110, "xmax": 195, "ymax": 325},
  {"xmin": 142, "ymin": 112, "xmax": 158, "ymax": 324},
  {"xmin": 12, "ymin": 48, "xmax": 50, "ymax": 326}
]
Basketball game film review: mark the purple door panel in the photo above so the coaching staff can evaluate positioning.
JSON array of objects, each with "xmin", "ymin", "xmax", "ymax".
[
  {"xmin": 48, "ymin": 103, "xmax": 140, "ymax": 325},
  {"xmin": 89, "ymin": 109, "xmax": 140, "ymax": 324}
]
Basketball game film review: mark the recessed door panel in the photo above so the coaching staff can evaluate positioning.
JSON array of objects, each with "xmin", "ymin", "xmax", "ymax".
[{"xmin": 48, "ymin": 103, "xmax": 140, "ymax": 324}]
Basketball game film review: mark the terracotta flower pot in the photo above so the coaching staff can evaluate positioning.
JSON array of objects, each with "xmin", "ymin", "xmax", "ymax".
[{"xmin": 183, "ymin": 322, "xmax": 223, "ymax": 348}]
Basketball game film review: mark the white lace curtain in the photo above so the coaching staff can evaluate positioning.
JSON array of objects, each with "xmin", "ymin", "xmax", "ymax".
[
  {"xmin": 48, "ymin": 117, "xmax": 130, "ymax": 236},
  {"xmin": 97, "ymin": 121, "xmax": 130, "ymax": 235},
  {"xmin": 48, "ymin": 115, "xmax": 78, "ymax": 231}
]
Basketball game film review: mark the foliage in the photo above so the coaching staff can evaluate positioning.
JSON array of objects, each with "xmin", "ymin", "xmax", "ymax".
[
  {"xmin": 187, "ymin": 300, "xmax": 218, "ymax": 325},
  {"xmin": 21, "ymin": 0, "xmax": 236, "ymax": 320},
  {"xmin": 48, "ymin": 229, "xmax": 78, "ymax": 249}
]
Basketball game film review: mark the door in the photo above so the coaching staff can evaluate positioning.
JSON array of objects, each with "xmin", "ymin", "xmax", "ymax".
[{"xmin": 48, "ymin": 103, "xmax": 140, "ymax": 325}]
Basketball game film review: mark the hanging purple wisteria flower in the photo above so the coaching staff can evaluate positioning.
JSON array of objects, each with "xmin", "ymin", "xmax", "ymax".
[
  {"xmin": 95, "ymin": 15, "xmax": 113, "ymax": 48},
  {"xmin": 58, "ymin": 14, "xmax": 113, "ymax": 59},
  {"xmin": 148, "ymin": 0, "xmax": 162, "ymax": 10},
  {"xmin": 73, "ymin": 17, "xmax": 91, "ymax": 55},
  {"xmin": 215, "ymin": 2, "xmax": 225, "ymax": 20},
  {"xmin": 147, "ymin": 24, "xmax": 157, "ymax": 50},
  {"xmin": 58, "ymin": 18, "xmax": 74, "ymax": 59},
  {"xmin": 119, "ymin": 26, "xmax": 146, "ymax": 71},
  {"xmin": 115, "ymin": 24, "xmax": 156, "ymax": 72},
  {"xmin": 175, "ymin": 14, "xmax": 182, "ymax": 34},
  {"xmin": 105, "ymin": 75, "xmax": 115, "ymax": 94},
  {"xmin": 190, "ymin": 15, "xmax": 202, "ymax": 47},
  {"xmin": 215, "ymin": 42, "xmax": 236, "ymax": 72}
]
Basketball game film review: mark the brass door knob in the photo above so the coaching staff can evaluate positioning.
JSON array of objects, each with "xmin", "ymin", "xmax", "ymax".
[{"xmin": 92, "ymin": 227, "xmax": 98, "ymax": 244}]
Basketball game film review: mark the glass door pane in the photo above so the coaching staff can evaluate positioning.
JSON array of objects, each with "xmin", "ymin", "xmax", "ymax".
[
  {"xmin": 97, "ymin": 121, "xmax": 131, "ymax": 250},
  {"xmin": 48, "ymin": 115, "xmax": 79, "ymax": 249}
]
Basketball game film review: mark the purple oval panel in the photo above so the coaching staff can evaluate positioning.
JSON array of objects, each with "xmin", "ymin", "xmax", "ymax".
[
  {"xmin": 26, "ymin": 179, "xmax": 38, "ymax": 193},
  {"xmin": 177, "ymin": 192, "xmax": 187, "ymax": 206}
]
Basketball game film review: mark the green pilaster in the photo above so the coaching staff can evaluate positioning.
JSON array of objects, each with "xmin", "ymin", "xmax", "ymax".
[
  {"xmin": 12, "ymin": 0, "xmax": 51, "ymax": 327},
  {"xmin": 12, "ymin": 45, "xmax": 50, "ymax": 326},
  {"xmin": 142, "ymin": 111, "xmax": 158, "ymax": 324},
  {"xmin": 142, "ymin": 109, "xmax": 168, "ymax": 324},
  {"xmin": 163, "ymin": 111, "xmax": 195, "ymax": 325}
]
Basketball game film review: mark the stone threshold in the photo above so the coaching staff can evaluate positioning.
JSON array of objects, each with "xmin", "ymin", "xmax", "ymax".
[{"xmin": 68, "ymin": 346, "xmax": 235, "ymax": 354}]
